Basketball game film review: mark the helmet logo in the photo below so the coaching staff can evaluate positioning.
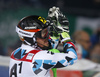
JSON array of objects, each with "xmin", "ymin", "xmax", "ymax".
[
  {"xmin": 38, "ymin": 16, "xmax": 46, "ymax": 24},
  {"xmin": 24, "ymin": 27, "xmax": 36, "ymax": 29},
  {"xmin": 19, "ymin": 30, "xmax": 31, "ymax": 36}
]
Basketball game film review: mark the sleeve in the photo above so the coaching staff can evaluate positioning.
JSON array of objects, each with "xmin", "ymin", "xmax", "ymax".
[
  {"xmin": 48, "ymin": 37, "xmax": 59, "ymax": 49},
  {"xmin": 32, "ymin": 42, "xmax": 77, "ymax": 71},
  {"xmin": 42, "ymin": 42, "xmax": 77, "ymax": 68},
  {"xmin": 63, "ymin": 42, "xmax": 77, "ymax": 64},
  {"xmin": 54, "ymin": 42, "xmax": 77, "ymax": 68}
]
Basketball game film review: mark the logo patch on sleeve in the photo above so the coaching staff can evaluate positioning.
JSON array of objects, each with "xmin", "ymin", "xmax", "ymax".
[{"xmin": 26, "ymin": 53, "xmax": 34, "ymax": 60}]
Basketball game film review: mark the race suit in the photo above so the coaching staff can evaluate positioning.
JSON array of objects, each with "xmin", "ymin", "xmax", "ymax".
[{"xmin": 9, "ymin": 38, "xmax": 77, "ymax": 77}]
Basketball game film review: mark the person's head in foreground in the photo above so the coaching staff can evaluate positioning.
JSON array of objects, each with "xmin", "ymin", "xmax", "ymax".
[{"xmin": 16, "ymin": 15, "xmax": 51, "ymax": 50}]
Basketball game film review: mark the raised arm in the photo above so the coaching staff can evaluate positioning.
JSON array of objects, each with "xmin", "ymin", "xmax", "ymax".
[{"xmin": 46, "ymin": 6, "xmax": 77, "ymax": 67}]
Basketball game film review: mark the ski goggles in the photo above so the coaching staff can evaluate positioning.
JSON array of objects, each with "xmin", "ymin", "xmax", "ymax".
[{"xmin": 35, "ymin": 28, "xmax": 49, "ymax": 39}]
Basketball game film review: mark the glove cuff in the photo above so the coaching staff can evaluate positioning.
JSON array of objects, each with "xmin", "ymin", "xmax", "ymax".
[
  {"xmin": 60, "ymin": 32, "xmax": 72, "ymax": 43},
  {"xmin": 61, "ymin": 37, "xmax": 71, "ymax": 43}
]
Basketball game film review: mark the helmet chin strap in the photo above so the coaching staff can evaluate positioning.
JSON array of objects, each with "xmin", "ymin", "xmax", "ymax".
[
  {"xmin": 24, "ymin": 40, "xmax": 31, "ymax": 45},
  {"xmin": 23, "ymin": 39, "xmax": 49, "ymax": 50}
]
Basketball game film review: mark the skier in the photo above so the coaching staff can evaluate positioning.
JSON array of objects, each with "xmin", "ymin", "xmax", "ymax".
[{"xmin": 9, "ymin": 7, "xmax": 77, "ymax": 77}]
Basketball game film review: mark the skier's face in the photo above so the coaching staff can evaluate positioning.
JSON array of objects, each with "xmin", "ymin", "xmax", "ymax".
[
  {"xmin": 36, "ymin": 28, "xmax": 49, "ymax": 48},
  {"xmin": 36, "ymin": 37, "xmax": 49, "ymax": 48}
]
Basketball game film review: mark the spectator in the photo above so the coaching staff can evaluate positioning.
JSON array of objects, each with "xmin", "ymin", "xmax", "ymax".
[
  {"xmin": 90, "ymin": 26, "xmax": 100, "ymax": 47},
  {"xmin": 90, "ymin": 43, "xmax": 100, "ymax": 63},
  {"xmin": 72, "ymin": 30, "xmax": 91, "ymax": 59}
]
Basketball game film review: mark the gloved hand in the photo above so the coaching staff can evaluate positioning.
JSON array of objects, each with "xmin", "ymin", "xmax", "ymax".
[
  {"xmin": 46, "ymin": 17, "xmax": 60, "ymax": 39},
  {"xmin": 48, "ymin": 6, "xmax": 59, "ymax": 20},
  {"xmin": 48, "ymin": 6, "xmax": 69, "ymax": 33},
  {"xmin": 60, "ymin": 32, "xmax": 72, "ymax": 43}
]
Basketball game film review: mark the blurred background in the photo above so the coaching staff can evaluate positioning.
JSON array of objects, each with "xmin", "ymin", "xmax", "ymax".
[{"xmin": 0, "ymin": 0, "xmax": 100, "ymax": 77}]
